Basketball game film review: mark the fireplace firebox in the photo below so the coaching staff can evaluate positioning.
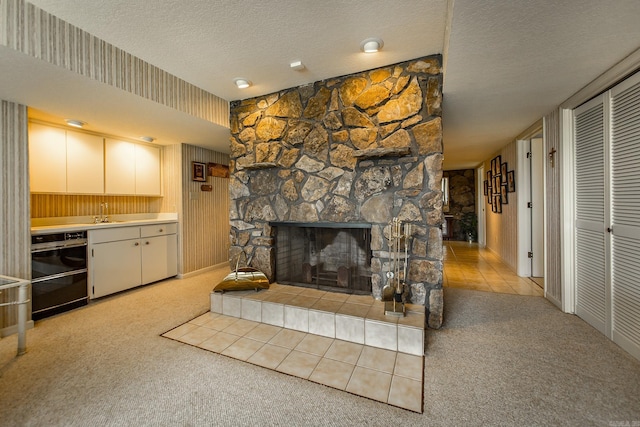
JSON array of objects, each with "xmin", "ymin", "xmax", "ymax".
[{"xmin": 271, "ymin": 222, "xmax": 372, "ymax": 295}]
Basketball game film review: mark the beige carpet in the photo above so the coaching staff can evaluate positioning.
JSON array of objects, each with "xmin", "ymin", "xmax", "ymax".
[{"xmin": 1, "ymin": 266, "xmax": 639, "ymax": 426}]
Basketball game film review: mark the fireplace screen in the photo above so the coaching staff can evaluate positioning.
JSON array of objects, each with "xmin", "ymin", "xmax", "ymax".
[{"xmin": 273, "ymin": 223, "xmax": 372, "ymax": 294}]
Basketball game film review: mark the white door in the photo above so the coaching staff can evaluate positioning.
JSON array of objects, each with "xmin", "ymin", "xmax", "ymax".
[
  {"xmin": 609, "ymin": 73, "xmax": 640, "ymax": 360},
  {"xmin": 531, "ymin": 138, "xmax": 544, "ymax": 277},
  {"xmin": 574, "ymin": 95, "xmax": 609, "ymax": 335}
]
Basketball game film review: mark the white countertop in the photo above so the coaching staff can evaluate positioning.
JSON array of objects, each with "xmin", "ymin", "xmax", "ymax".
[{"xmin": 31, "ymin": 213, "xmax": 178, "ymax": 235}]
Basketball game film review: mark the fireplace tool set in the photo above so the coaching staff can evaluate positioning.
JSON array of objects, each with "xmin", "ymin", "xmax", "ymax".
[{"xmin": 382, "ymin": 217, "xmax": 411, "ymax": 317}]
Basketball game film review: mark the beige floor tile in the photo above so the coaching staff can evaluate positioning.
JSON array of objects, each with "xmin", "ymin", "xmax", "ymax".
[
  {"xmin": 309, "ymin": 358, "xmax": 355, "ymax": 390},
  {"xmin": 222, "ymin": 318, "xmax": 259, "ymax": 336},
  {"xmin": 320, "ymin": 292, "xmax": 349, "ymax": 303},
  {"xmin": 397, "ymin": 313, "xmax": 424, "ymax": 329},
  {"xmin": 276, "ymin": 350, "xmax": 321, "ymax": 379},
  {"xmin": 366, "ymin": 305, "xmax": 397, "ymax": 323},
  {"xmin": 295, "ymin": 334, "xmax": 334, "ymax": 356},
  {"xmin": 202, "ymin": 315, "xmax": 238, "ymax": 331},
  {"xmin": 221, "ymin": 337, "xmax": 264, "ymax": 361},
  {"xmin": 394, "ymin": 353, "xmax": 423, "ymax": 380},
  {"xmin": 189, "ymin": 312, "xmax": 221, "ymax": 326},
  {"xmin": 288, "ymin": 295, "xmax": 320, "ymax": 308},
  {"xmin": 247, "ymin": 343, "xmax": 291, "ymax": 369},
  {"xmin": 298, "ymin": 288, "xmax": 327, "ymax": 298},
  {"xmin": 345, "ymin": 294, "xmax": 375, "ymax": 306},
  {"xmin": 388, "ymin": 376, "xmax": 422, "ymax": 412},
  {"xmin": 264, "ymin": 293, "xmax": 296, "ymax": 304},
  {"xmin": 268, "ymin": 329, "xmax": 307, "ymax": 349},
  {"xmin": 324, "ymin": 340, "xmax": 363, "ymax": 365},
  {"xmin": 310, "ymin": 299, "xmax": 344, "ymax": 313},
  {"xmin": 178, "ymin": 326, "xmax": 219, "ymax": 346},
  {"xmin": 346, "ymin": 366, "xmax": 392, "ymax": 403},
  {"xmin": 163, "ymin": 322, "xmax": 199, "ymax": 340},
  {"xmin": 244, "ymin": 323, "xmax": 282, "ymax": 342},
  {"xmin": 198, "ymin": 331, "xmax": 239, "ymax": 353},
  {"xmin": 357, "ymin": 346, "xmax": 397, "ymax": 374},
  {"xmin": 337, "ymin": 302, "xmax": 371, "ymax": 317}
]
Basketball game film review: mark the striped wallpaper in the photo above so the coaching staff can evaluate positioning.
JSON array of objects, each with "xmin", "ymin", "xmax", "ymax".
[
  {"xmin": 484, "ymin": 141, "xmax": 519, "ymax": 271},
  {"xmin": 544, "ymin": 109, "xmax": 562, "ymax": 305},
  {"xmin": 180, "ymin": 144, "xmax": 230, "ymax": 274},
  {"xmin": 0, "ymin": 0, "xmax": 229, "ymax": 127},
  {"xmin": 30, "ymin": 194, "xmax": 163, "ymax": 218},
  {"xmin": 0, "ymin": 101, "xmax": 30, "ymax": 331}
]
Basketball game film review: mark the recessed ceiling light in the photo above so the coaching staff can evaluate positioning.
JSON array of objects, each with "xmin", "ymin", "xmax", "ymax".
[
  {"xmin": 140, "ymin": 136, "xmax": 155, "ymax": 143},
  {"xmin": 234, "ymin": 78, "xmax": 251, "ymax": 89},
  {"xmin": 65, "ymin": 119, "xmax": 85, "ymax": 128},
  {"xmin": 360, "ymin": 38, "xmax": 384, "ymax": 53}
]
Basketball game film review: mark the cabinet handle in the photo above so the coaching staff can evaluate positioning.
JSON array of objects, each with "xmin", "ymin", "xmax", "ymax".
[
  {"xmin": 145, "ymin": 241, "xmax": 150, "ymax": 245},
  {"xmin": 159, "ymin": 228, "xmax": 163, "ymax": 232},
  {"xmin": 135, "ymin": 242, "xmax": 139, "ymax": 246}
]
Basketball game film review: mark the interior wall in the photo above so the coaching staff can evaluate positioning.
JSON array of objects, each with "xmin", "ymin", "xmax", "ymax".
[
  {"xmin": 0, "ymin": 100, "xmax": 30, "ymax": 331},
  {"xmin": 544, "ymin": 109, "xmax": 562, "ymax": 306},
  {"xmin": 483, "ymin": 141, "xmax": 518, "ymax": 271},
  {"xmin": 180, "ymin": 144, "xmax": 230, "ymax": 275}
]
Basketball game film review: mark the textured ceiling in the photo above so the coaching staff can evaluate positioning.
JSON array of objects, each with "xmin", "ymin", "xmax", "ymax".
[{"xmin": 5, "ymin": 0, "xmax": 640, "ymax": 169}]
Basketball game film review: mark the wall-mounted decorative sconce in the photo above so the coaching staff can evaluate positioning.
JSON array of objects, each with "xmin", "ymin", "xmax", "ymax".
[
  {"xmin": 360, "ymin": 38, "xmax": 384, "ymax": 53},
  {"xmin": 234, "ymin": 78, "xmax": 251, "ymax": 89}
]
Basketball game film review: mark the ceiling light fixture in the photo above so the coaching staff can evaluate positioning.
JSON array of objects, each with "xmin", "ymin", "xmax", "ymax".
[
  {"xmin": 290, "ymin": 60, "xmax": 305, "ymax": 71},
  {"xmin": 65, "ymin": 119, "xmax": 85, "ymax": 128},
  {"xmin": 234, "ymin": 78, "xmax": 251, "ymax": 89},
  {"xmin": 360, "ymin": 38, "xmax": 384, "ymax": 53},
  {"xmin": 140, "ymin": 136, "xmax": 155, "ymax": 143}
]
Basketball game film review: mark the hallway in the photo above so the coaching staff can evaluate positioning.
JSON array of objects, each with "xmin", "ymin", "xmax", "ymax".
[{"xmin": 443, "ymin": 241, "xmax": 543, "ymax": 296}]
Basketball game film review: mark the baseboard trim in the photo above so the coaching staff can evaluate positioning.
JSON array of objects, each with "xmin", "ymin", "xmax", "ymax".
[{"xmin": 177, "ymin": 262, "xmax": 229, "ymax": 279}]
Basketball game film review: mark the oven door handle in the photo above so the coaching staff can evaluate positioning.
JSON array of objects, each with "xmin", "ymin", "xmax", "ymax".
[
  {"xmin": 31, "ymin": 241, "xmax": 87, "ymax": 253},
  {"xmin": 31, "ymin": 268, "xmax": 87, "ymax": 284}
]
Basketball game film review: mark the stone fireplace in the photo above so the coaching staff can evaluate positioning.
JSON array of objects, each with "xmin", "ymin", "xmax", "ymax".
[{"xmin": 228, "ymin": 55, "xmax": 444, "ymax": 328}]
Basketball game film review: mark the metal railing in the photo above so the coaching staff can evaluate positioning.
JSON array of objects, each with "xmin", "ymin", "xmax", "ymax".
[{"xmin": 0, "ymin": 275, "xmax": 30, "ymax": 355}]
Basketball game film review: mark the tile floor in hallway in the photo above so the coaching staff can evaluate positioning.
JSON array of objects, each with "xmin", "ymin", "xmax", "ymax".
[
  {"xmin": 163, "ymin": 311, "xmax": 423, "ymax": 413},
  {"xmin": 443, "ymin": 241, "xmax": 544, "ymax": 296}
]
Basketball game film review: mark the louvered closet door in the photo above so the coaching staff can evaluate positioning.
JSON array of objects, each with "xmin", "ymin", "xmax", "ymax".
[
  {"xmin": 574, "ymin": 96, "xmax": 609, "ymax": 335},
  {"xmin": 610, "ymin": 72, "xmax": 640, "ymax": 360}
]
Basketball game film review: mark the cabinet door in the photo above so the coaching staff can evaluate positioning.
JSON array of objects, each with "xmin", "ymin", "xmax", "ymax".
[
  {"xmin": 105, "ymin": 138, "xmax": 136, "ymax": 195},
  {"xmin": 66, "ymin": 130, "xmax": 104, "ymax": 194},
  {"xmin": 135, "ymin": 144, "xmax": 161, "ymax": 195},
  {"xmin": 91, "ymin": 239, "xmax": 142, "ymax": 298},
  {"xmin": 141, "ymin": 234, "xmax": 177, "ymax": 285},
  {"xmin": 29, "ymin": 123, "xmax": 67, "ymax": 193}
]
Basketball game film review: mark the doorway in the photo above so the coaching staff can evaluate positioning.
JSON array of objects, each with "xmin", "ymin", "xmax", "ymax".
[{"xmin": 530, "ymin": 137, "xmax": 544, "ymax": 283}]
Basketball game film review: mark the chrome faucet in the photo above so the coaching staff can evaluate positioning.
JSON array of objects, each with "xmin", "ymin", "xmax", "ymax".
[{"xmin": 96, "ymin": 202, "xmax": 109, "ymax": 223}]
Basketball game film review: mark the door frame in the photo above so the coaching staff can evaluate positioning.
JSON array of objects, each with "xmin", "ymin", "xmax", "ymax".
[{"xmin": 476, "ymin": 165, "xmax": 486, "ymax": 247}]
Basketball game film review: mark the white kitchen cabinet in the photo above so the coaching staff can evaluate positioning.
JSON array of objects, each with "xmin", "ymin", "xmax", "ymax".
[
  {"xmin": 29, "ymin": 123, "xmax": 67, "ymax": 193},
  {"xmin": 88, "ymin": 223, "xmax": 177, "ymax": 299},
  {"xmin": 105, "ymin": 138, "xmax": 136, "ymax": 195},
  {"xmin": 105, "ymin": 138, "xmax": 161, "ymax": 196},
  {"xmin": 135, "ymin": 144, "xmax": 161, "ymax": 196},
  {"xmin": 140, "ymin": 224, "xmax": 178, "ymax": 284},
  {"xmin": 66, "ymin": 130, "xmax": 104, "ymax": 194}
]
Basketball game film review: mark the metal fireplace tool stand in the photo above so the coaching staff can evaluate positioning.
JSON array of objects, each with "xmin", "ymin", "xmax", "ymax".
[{"xmin": 382, "ymin": 217, "xmax": 411, "ymax": 317}]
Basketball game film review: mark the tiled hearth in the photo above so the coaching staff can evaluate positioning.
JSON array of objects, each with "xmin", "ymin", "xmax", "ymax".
[{"xmin": 163, "ymin": 284, "xmax": 425, "ymax": 412}]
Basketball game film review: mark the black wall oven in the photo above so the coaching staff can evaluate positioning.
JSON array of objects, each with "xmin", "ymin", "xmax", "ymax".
[{"xmin": 31, "ymin": 231, "xmax": 88, "ymax": 320}]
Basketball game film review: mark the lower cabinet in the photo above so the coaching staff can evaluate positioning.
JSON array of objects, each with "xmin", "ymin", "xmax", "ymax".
[{"xmin": 89, "ymin": 223, "xmax": 177, "ymax": 299}]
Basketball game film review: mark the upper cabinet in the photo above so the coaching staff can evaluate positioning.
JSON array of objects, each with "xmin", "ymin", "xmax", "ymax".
[
  {"xmin": 66, "ymin": 130, "xmax": 105, "ymax": 194},
  {"xmin": 105, "ymin": 139, "xmax": 161, "ymax": 195},
  {"xmin": 29, "ymin": 123, "xmax": 67, "ymax": 193},
  {"xmin": 29, "ymin": 123, "xmax": 162, "ymax": 196}
]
